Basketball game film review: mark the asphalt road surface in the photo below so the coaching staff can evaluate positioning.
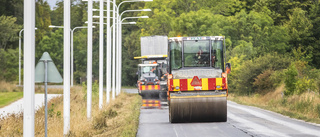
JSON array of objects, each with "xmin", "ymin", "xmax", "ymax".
[
  {"xmin": 137, "ymin": 100, "xmax": 320, "ymax": 137},
  {"xmin": 123, "ymin": 88, "xmax": 139, "ymax": 94},
  {"xmin": 122, "ymin": 89, "xmax": 320, "ymax": 136}
]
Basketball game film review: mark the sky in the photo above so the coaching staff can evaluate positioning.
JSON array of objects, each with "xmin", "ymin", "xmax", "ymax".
[{"xmin": 46, "ymin": 0, "xmax": 58, "ymax": 9}]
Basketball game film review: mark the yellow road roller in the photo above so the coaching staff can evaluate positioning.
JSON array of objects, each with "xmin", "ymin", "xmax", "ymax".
[{"xmin": 167, "ymin": 36, "xmax": 231, "ymax": 123}]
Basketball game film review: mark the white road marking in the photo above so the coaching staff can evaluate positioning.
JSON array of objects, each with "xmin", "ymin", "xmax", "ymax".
[
  {"xmin": 228, "ymin": 112, "xmax": 290, "ymax": 137},
  {"xmin": 173, "ymin": 125, "xmax": 179, "ymax": 137},
  {"xmin": 228, "ymin": 102, "xmax": 320, "ymax": 136}
]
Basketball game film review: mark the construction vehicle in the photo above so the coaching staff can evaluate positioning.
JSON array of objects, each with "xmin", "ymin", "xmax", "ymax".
[
  {"xmin": 167, "ymin": 36, "xmax": 231, "ymax": 122},
  {"xmin": 136, "ymin": 36, "xmax": 168, "ymax": 100},
  {"xmin": 135, "ymin": 55, "xmax": 168, "ymax": 99}
]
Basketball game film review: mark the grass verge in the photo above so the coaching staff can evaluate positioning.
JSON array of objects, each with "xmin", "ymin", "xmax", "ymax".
[
  {"xmin": 0, "ymin": 92, "xmax": 23, "ymax": 108},
  {"xmin": 0, "ymin": 81, "xmax": 23, "ymax": 108},
  {"xmin": 0, "ymin": 86, "xmax": 142, "ymax": 137},
  {"xmin": 229, "ymin": 85, "xmax": 320, "ymax": 124},
  {"xmin": 0, "ymin": 81, "xmax": 22, "ymax": 92}
]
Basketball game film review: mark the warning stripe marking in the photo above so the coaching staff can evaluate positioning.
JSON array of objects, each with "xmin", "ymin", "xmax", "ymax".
[
  {"xmin": 169, "ymin": 78, "xmax": 227, "ymax": 91},
  {"xmin": 140, "ymin": 85, "xmax": 160, "ymax": 90}
]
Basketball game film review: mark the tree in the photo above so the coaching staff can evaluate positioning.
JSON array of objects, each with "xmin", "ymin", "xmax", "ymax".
[
  {"xmin": 171, "ymin": 9, "xmax": 225, "ymax": 36},
  {"xmin": 138, "ymin": 0, "xmax": 176, "ymax": 36},
  {"xmin": 122, "ymin": 30, "xmax": 140, "ymax": 86},
  {"xmin": 308, "ymin": 2, "xmax": 320, "ymax": 67},
  {"xmin": 37, "ymin": 29, "xmax": 64, "ymax": 73},
  {"xmin": 0, "ymin": 15, "xmax": 20, "ymax": 50},
  {"xmin": 285, "ymin": 8, "xmax": 313, "ymax": 48},
  {"xmin": 0, "ymin": 48, "xmax": 19, "ymax": 81},
  {"xmin": 36, "ymin": 0, "xmax": 52, "ymax": 42}
]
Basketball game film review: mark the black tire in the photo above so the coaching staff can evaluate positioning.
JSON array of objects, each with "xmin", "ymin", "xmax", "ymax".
[{"xmin": 159, "ymin": 92, "xmax": 167, "ymax": 101}]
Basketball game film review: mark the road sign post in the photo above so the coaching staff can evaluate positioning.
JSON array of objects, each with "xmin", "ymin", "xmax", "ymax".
[{"xmin": 35, "ymin": 52, "xmax": 63, "ymax": 137}]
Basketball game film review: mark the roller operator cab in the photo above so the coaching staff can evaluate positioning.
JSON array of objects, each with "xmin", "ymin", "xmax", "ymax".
[{"xmin": 167, "ymin": 36, "xmax": 231, "ymax": 123}]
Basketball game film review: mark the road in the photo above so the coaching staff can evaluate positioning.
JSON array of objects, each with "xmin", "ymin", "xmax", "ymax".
[
  {"xmin": 122, "ymin": 89, "xmax": 320, "ymax": 137},
  {"xmin": 123, "ymin": 88, "xmax": 139, "ymax": 94}
]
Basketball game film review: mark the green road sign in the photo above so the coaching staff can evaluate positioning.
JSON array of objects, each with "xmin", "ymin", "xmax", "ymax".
[{"xmin": 35, "ymin": 52, "xmax": 63, "ymax": 83}]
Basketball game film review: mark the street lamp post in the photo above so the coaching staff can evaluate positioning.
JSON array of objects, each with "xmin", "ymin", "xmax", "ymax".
[
  {"xmin": 87, "ymin": 0, "xmax": 93, "ymax": 120},
  {"xmin": 71, "ymin": 26, "xmax": 95, "ymax": 87},
  {"xmin": 106, "ymin": 0, "xmax": 111, "ymax": 104},
  {"xmin": 116, "ymin": 16, "xmax": 148, "ymax": 95},
  {"xmin": 110, "ymin": 0, "xmax": 153, "ymax": 99},
  {"xmin": 49, "ymin": 25, "xmax": 96, "ymax": 87},
  {"xmin": 112, "ymin": 0, "xmax": 152, "ymax": 95},
  {"xmin": 112, "ymin": 0, "xmax": 117, "ymax": 100},
  {"xmin": 19, "ymin": 28, "xmax": 37, "ymax": 86},
  {"xmin": 63, "ymin": 0, "xmax": 71, "ymax": 134},
  {"xmin": 83, "ymin": 0, "xmax": 152, "ymax": 100},
  {"xmin": 116, "ymin": 10, "xmax": 150, "ymax": 95},
  {"xmin": 23, "ymin": 0, "xmax": 35, "ymax": 135},
  {"xmin": 99, "ymin": 0, "xmax": 104, "ymax": 110}
]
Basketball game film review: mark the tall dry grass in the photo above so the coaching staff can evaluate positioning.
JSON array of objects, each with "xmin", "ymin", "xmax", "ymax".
[
  {"xmin": 0, "ymin": 81, "xmax": 22, "ymax": 92},
  {"xmin": 0, "ymin": 86, "xmax": 142, "ymax": 137},
  {"xmin": 229, "ymin": 85, "xmax": 320, "ymax": 124}
]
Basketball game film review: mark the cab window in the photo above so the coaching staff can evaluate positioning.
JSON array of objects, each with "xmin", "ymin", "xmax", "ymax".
[{"xmin": 183, "ymin": 40, "xmax": 210, "ymax": 67}]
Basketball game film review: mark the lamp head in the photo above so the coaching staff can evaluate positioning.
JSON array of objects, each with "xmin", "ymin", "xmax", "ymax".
[
  {"xmin": 140, "ymin": 16, "xmax": 149, "ymax": 18},
  {"xmin": 142, "ymin": 9, "xmax": 152, "ymax": 11}
]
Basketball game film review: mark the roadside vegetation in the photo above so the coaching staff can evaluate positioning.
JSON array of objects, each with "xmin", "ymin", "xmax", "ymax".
[
  {"xmin": 0, "ymin": 81, "xmax": 63, "ymax": 108},
  {"xmin": 0, "ymin": 81, "xmax": 22, "ymax": 108},
  {"xmin": 229, "ymin": 85, "xmax": 320, "ymax": 124},
  {"xmin": 228, "ymin": 47, "xmax": 320, "ymax": 123},
  {"xmin": 0, "ymin": 82, "xmax": 142, "ymax": 136},
  {"xmin": 0, "ymin": 91, "xmax": 23, "ymax": 108}
]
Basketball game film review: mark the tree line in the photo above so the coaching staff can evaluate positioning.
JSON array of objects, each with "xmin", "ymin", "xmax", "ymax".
[{"xmin": 1, "ymin": 0, "xmax": 320, "ymax": 96}]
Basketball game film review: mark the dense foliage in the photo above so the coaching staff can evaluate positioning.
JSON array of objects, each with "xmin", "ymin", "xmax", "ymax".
[{"xmin": 1, "ymin": 0, "xmax": 320, "ymax": 95}]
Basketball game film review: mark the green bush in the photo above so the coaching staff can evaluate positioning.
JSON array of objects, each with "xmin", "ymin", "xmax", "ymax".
[
  {"xmin": 229, "ymin": 53, "xmax": 292, "ymax": 95},
  {"xmin": 92, "ymin": 80, "xmax": 98, "ymax": 93},
  {"xmin": 295, "ymin": 77, "xmax": 313, "ymax": 94},
  {"xmin": 253, "ymin": 69, "xmax": 274, "ymax": 93},
  {"xmin": 316, "ymin": 104, "xmax": 320, "ymax": 118},
  {"xmin": 284, "ymin": 64, "xmax": 298, "ymax": 95}
]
